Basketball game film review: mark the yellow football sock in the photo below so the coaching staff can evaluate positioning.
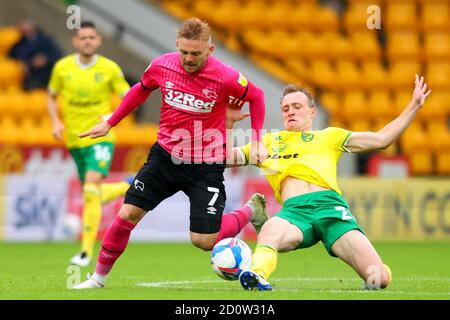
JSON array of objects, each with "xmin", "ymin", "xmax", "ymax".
[
  {"xmin": 251, "ymin": 244, "xmax": 278, "ymax": 280},
  {"xmin": 100, "ymin": 182, "xmax": 129, "ymax": 204},
  {"xmin": 81, "ymin": 183, "xmax": 102, "ymax": 257}
]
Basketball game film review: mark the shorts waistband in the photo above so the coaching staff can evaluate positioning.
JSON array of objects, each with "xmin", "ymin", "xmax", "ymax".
[{"xmin": 283, "ymin": 190, "xmax": 340, "ymax": 206}]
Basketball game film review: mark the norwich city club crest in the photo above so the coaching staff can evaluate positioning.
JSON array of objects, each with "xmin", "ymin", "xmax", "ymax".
[{"xmin": 301, "ymin": 132, "xmax": 314, "ymax": 142}]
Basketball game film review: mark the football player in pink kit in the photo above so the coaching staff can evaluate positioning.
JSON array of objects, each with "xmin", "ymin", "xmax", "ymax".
[{"xmin": 74, "ymin": 18, "xmax": 268, "ymax": 289}]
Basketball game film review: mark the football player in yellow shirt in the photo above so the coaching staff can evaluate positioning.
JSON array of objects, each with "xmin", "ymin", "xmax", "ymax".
[
  {"xmin": 47, "ymin": 21, "xmax": 131, "ymax": 267},
  {"xmin": 228, "ymin": 75, "xmax": 431, "ymax": 291}
]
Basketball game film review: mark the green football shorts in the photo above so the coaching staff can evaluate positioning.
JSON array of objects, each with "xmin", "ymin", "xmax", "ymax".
[
  {"xmin": 70, "ymin": 142, "xmax": 114, "ymax": 183},
  {"xmin": 275, "ymin": 190, "xmax": 365, "ymax": 257}
]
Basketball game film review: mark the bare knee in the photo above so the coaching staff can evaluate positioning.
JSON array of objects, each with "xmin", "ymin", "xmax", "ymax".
[
  {"xmin": 118, "ymin": 204, "xmax": 146, "ymax": 224},
  {"xmin": 190, "ymin": 233, "xmax": 216, "ymax": 251}
]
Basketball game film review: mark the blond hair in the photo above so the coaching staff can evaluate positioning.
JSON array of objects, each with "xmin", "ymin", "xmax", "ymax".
[
  {"xmin": 281, "ymin": 84, "xmax": 316, "ymax": 108},
  {"xmin": 176, "ymin": 17, "xmax": 212, "ymax": 42}
]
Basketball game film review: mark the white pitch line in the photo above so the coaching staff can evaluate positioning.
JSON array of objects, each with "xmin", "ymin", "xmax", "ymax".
[{"xmin": 135, "ymin": 278, "xmax": 450, "ymax": 296}]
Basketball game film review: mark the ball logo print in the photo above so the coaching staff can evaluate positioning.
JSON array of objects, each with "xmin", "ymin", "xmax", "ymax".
[{"xmin": 211, "ymin": 238, "xmax": 252, "ymax": 281}]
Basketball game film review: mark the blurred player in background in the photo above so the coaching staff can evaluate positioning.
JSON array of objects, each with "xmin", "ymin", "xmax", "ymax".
[
  {"xmin": 73, "ymin": 17, "xmax": 268, "ymax": 289},
  {"xmin": 47, "ymin": 21, "xmax": 131, "ymax": 267},
  {"xmin": 227, "ymin": 75, "xmax": 431, "ymax": 291}
]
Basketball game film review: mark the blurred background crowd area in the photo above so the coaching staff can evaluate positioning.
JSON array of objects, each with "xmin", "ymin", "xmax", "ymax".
[{"xmin": 0, "ymin": 0, "xmax": 449, "ymax": 175}]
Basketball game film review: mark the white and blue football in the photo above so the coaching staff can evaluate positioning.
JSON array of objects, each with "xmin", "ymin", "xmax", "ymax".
[{"xmin": 211, "ymin": 237, "xmax": 253, "ymax": 281}]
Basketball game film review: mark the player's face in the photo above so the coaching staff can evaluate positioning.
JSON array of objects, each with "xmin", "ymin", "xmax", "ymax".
[
  {"xmin": 73, "ymin": 27, "xmax": 101, "ymax": 57},
  {"xmin": 281, "ymin": 92, "xmax": 316, "ymax": 131},
  {"xmin": 176, "ymin": 38, "xmax": 214, "ymax": 73}
]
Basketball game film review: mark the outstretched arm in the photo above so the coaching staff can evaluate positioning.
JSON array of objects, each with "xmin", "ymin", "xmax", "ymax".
[
  {"xmin": 346, "ymin": 74, "xmax": 431, "ymax": 152},
  {"xmin": 79, "ymin": 82, "xmax": 152, "ymax": 139}
]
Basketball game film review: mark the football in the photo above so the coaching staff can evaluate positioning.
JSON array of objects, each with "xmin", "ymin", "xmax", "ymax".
[{"xmin": 211, "ymin": 237, "xmax": 253, "ymax": 281}]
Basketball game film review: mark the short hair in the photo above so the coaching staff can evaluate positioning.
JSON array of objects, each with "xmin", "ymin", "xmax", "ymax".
[
  {"xmin": 80, "ymin": 21, "xmax": 96, "ymax": 30},
  {"xmin": 176, "ymin": 17, "xmax": 212, "ymax": 42},
  {"xmin": 281, "ymin": 84, "xmax": 316, "ymax": 108}
]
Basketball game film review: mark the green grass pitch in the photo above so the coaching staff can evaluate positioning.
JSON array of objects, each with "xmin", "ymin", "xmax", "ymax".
[{"xmin": 0, "ymin": 241, "xmax": 449, "ymax": 300}]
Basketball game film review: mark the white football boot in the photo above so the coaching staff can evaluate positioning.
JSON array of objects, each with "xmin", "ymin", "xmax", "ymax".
[
  {"xmin": 70, "ymin": 251, "xmax": 91, "ymax": 267},
  {"xmin": 72, "ymin": 273, "xmax": 104, "ymax": 289},
  {"xmin": 247, "ymin": 193, "xmax": 269, "ymax": 233}
]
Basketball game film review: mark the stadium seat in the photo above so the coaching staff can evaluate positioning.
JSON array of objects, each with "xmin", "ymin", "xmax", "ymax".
[
  {"xmin": 416, "ymin": 91, "xmax": 450, "ymax": 121},
  {"xmin": 393, "ymin": 90, "xmax": 413, "ymax": 115},
  {"xmin": 321, "ymin": 32, "xmax": 353, "ymax": 61},
  {"xmin": 309, "ymin": 60, "xmax": 338, "ymax": 90},
  {"xmin": 0, "ymin": 58, "xmax": 24, "ymax": 89},
  {"xmin": 344, "ymin": 2, "xmax": 383, "ymax": 33},
  {"xmin": 361, "ymin": 61, "xmax": 389, "ymax": 89},
  {"xmin": 350, "ymin": 32, "xmax": 382, "ymax": 62},
  {"xmin": 384, "ymin": 2, "xmax": 418, "ymax": 31},
  {"xmin": 408, "ymin": 151, "xmax": 434, "ymax": 175},
  {"xmin": 249, "ymin": 54, "xmax": 300, "ymax": 85},
  {"xmin": 0, "ymin": 27, "xmax": 21, "ymax": 56},
  {"xmin": 368, "ymin": 90, "xmax": 395, "ymax": 120},
  {"xmin": 435, "ymin": 151, "xmax": 450, "ymax": 175},
  {"xmin": 312, "ymin": 6, "xmax": 339, "ymax": 32},
  {"xmin": 420, "ymin": 2, "xmax": 450, "ymax": 32},
  {"xmin": 319, "ymin": 91, "xmax": 342, "ymax": 121},
  {"xmin": 386, "ymin": 31, "xmax": 421, "ymax": 62},
  {"xmin": 342, "ymin": 90, "xmax": 368, "ymax": 120},
  {"xmin": 348, "ymin": 119, "xmax": 372, "ymax": 132},
  {"xmin": 424, "ymin": 121, "xmax": 450, "ymax": 152},
  {"xmin": 424, "ymin": 32, "xmax": 450, "ymax": 60},
  {"xmin": 335, "ymin": 60, "xmax": 363, "ymax": 90},
  {"xmin": 400, "ymin": 123, "xmax": 428, "ymax": 155},
  {"xmin": 285, "ymin": 60, "xmax": 312, "ymax": 85},
  {"xmin": 28, "ymin": 89, "xmax": 48, "ymax": 118},
  {"xmin": 425, "ymin": 62, "xmax": 450, "ymax": 90},
  {"xmin": 289, "ymin": 3, "xmax": 319, "ymax": 31},
  {"xmin": 0, "ymin": 116, "xmax": 20, "ymax": 144},
  {"xmin": 388, "ymin": 61, "xmax": 422, "ymax": 90}
]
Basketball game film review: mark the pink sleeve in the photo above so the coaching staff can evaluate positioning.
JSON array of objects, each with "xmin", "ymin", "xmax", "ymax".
[
  {"xmin": 107, "ymin": 83, "xmax": 152, "ymax": 126},
  {"xmin": 226, "ymin": 70, "xmax": 265, "ymax": 142}
]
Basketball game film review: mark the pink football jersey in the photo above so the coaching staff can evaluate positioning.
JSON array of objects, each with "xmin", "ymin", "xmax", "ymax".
[{"xmin": 141, "ymin": 53, "xmax": 254, "ymax": 163}]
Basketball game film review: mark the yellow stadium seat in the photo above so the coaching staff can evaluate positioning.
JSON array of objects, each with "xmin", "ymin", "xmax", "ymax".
[
  {"xmin": 400, "ymin": 123, "xmax": 428, "ymax": 155},
  {"xmin": 28, "ymin": 89, "xmax": 48, "ymax": 118},
  {"xmin": 424, "ymin": 121, "xmax": 450, "ymax": 152},
  {"xmin": 335, "ymin": 60, "xmax": 362, "ymax": 90},
  {"xmin": 417, "ymin": 91, "xmax": 450, "ymax": 121},
  {"xmin": 421, "ymin": 2, "xmax": 450, "ymax": 32},
  {"xmin": 342, "ymin": 90, "xmax": 368, "ymax": 120},
  {"xmin": 0, "ymin": 59, "xmax": 24, "ymax": 89},
  {"xmin": 252, "ymin": 56, "xmax": 299, "ymax": 85},
  {"xmin": 319, "ymin": 91, "xmax": 342, "ymax": 121},
  {"xmin": 384, "ymin": 2, "xmax": 418, "ymax": 31},
  {"xmin": 4, "ymin": 90, "xmax": 28, "ymax": 117},
  {"xmin": 0, "ymin": 27, "xmax": 21, "ymax": 56},
  {"xmin": 388, "ymin": 61, "xmax": 422, "ymax": 90},
  {"xmin": 265, "ymin": 2, "xmax": 297, "ymax": 29},
  {"xmin": 309, "ymin": 60, "xmax": 338, "ymax": 90},
  {"xmin": 312, "ymin": 6, "xmax": 339, "ymax": 32},
  {"xmin": 285, "ymin": 60, "xmax": 312, "ymax": 84},
  {"xmin": 424, "ymin": 32, "xmax": 450, "ymax": 60},
  {"xmin": 350, "ymin": 32, "xmax": 382, "ymax": 62},
  {"xmin": 290, "ymin": 31, "xmax": 319, "ymax": 59},
  {"xmin": 321, "ymin": 32, "xmax": 353, "ymax": 60},
  {"xmin": 386, "ymin": 31, "xmax": 421, "ymax": 62},
  {"xmin": 368, "ymin": 90, "xmax": 395, "ymax": 120},
  {"xmin": 289, "ymin": 3, "xmax": 319, "ymax": 30},
  {"xmin": 408, "ymin": 151, "xmax": 434, "ymax": 175},
  {"xmin": 361, "ymin": 61, "xmax": 389, "ymax": 89},
  {"xmin": 343, "ymin": 1, "xmax": 383, "ymax": 33},
  {"xmin": 425, "ymin": 62, "xmax": 450, "ymax": 90},
  {"xmin": 435, "ymin": 151, "xmax": 450, "ymax": 175},
  {"xmin": 348, "ymin": 119, "xmax": 372, "ymax": 132},
  {"xmin": 393, "ymin": 90, "xmax": 413, "ymax": 115},
  {"xmin": 206, "ymin": 0, "xmax": 242, "ymax": 32},
  {"xmin": 0, "ymin": 116, "xmax": 20, "ymax": 145},
  {"xmin": 234, "ymin": 1, "xmax": 267, "ymax": 29}
]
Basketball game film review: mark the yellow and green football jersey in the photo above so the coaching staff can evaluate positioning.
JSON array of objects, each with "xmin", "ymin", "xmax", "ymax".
[
  {"xmin": 48, "ymin": 54, "xmax": 130, "ymax": 148},
  {"xmin": 239, "ymin": 127, "xmax": 352, "ymax": 204}
]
